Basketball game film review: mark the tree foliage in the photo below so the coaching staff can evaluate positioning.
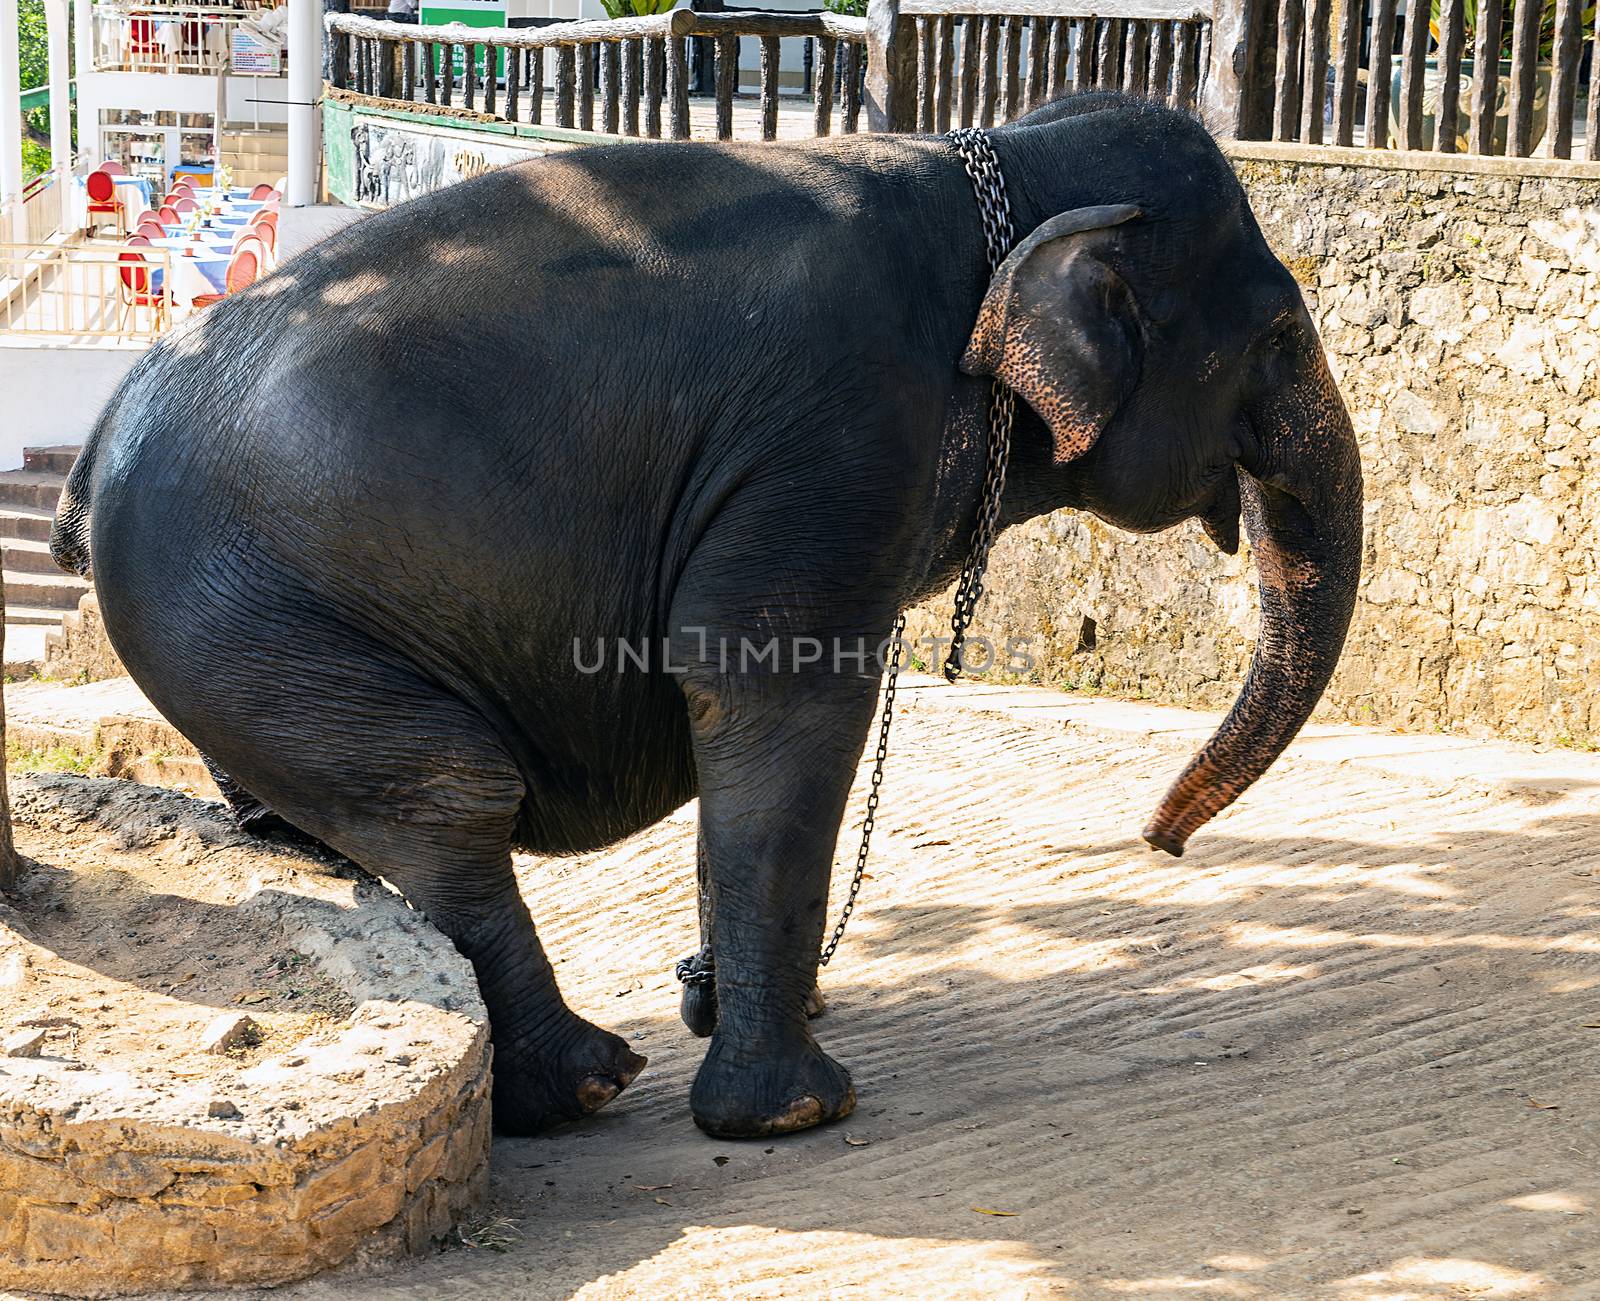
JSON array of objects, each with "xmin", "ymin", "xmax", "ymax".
[{"xmin": 17, "ymin": 0, "xmax": 58, "ymax": 179}]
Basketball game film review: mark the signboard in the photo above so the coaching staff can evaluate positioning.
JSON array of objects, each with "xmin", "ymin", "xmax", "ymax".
[
  {"xmin": 417, "ymin": 0, "xmax": 509, "ymax": 80},
  {"xmin": 230, "ymin": 27, "xmax": 282, "ymax": 76},
  {"xmin": 323, "ymin": 101, "xmax": 556, "ymax": 209}
]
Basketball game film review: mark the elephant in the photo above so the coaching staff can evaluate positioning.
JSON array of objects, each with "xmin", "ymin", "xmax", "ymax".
[{"xmin": 51, "ymin": 91, "xmax": 1362, "ymax": 1140}]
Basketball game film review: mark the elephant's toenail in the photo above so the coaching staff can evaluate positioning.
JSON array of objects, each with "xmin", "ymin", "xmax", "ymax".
[
  {"xmin": 576, "ymin": 1075, "xmax": 621, "ymax": 1111},
  {"xmin": 770, "ymin": 1095, "xmax": 825, "ymax": 1132}
]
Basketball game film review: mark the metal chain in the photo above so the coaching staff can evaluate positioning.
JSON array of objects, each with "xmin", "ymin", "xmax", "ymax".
[
  {"xmin": 943, "ymin": 127, "xmax": 1018, "ymax": 683},
  {"xmin": 819, "ymin": 612, "xmax": 907, "ymax": 967},
  {"xmin": 676, "ymin": 129, "xmax": 1016, "ymax": 986}
]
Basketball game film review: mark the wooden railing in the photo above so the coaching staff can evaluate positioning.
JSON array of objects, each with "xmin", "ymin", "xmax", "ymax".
[
  {"xmin": 1219, "ymin": 0, "xmax": 1599, "ymax": 158},
  {"xmin": 325, "ymin": 1, "xmax": 1598, "ymax": 161},
  {"xmin": 326, "ymin": 9, "xmax": 870, "ymax": 141},
  {"xmin": 866, "ymin": 0, "xmax": 1212, "ymax": 131}
]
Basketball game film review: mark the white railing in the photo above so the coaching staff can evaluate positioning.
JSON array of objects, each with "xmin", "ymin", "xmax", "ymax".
[
  {"xmin": 20, "ymin": 173, "xmax": 63, "ymax": 245},
  {"xmin": 91, "ymin": 5, "xmax": 283, "ymax": 74},
  {"xmin": 0, "ymin": 242, "xmax": 174, "ymax": 342}
]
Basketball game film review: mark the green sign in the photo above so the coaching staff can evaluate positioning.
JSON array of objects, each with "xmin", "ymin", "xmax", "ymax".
[{"xmin": 418, "ymin": 0, "xmax": 509, "ymax": 81}]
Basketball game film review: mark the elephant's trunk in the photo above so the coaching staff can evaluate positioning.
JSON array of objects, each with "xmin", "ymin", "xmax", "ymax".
[{"xmin": 1143, "ymin": 356, "xmax": 1363, "ymax": 857}]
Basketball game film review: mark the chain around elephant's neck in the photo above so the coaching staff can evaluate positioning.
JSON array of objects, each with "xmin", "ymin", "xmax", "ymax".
[
  {"xmin": 672, "ymin": 132, "xmax": 1019, "ymax": 998},
  {"xmin": 944, "ymin": 127, "xmax": 1020, "ymax": 682}
]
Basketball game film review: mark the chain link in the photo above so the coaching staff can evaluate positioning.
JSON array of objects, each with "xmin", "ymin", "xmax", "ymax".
[
  {"xmin": 942, "ymin": 127, "xmax": 1018, "ymax": 683},
  {"xmin": 676, "ymin": 129, "xmax": 1016, "ymax": 986}
]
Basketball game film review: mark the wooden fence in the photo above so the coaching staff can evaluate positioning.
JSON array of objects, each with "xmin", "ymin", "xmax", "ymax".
[
  {"xmin": 1206, "ymin": 0, "xmax": 1598, "ymax": 159},
  {"xmin": 867, "ymin": 0, "xmax": 1212, "ymax": 132},
  {"xmin": 328, "ymin": 9, "xmax": 870, "ymax": 140},
  {"xmin": 325, "ymin": 0, "xmax": 1599, "ymax": 161},
  {"xmin": 325, "ymin": 0, "xmax": 1207, "ymax": 141}
]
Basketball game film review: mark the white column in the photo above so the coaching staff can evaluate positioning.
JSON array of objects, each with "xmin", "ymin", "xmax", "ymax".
[
  {"xmin": 73, "ymin": 0, "xmax": 96, "ymax": 168},
  {"xmin": 0, "ymin": 0, "xmax": 25, "ymax": 241},
  {"xmin": 45, "ymin": 0, "xmax": 71, "ymax": 232},
  {"xmin": 286, "ymin": 0, "xmax": 319, "ymax": 205}
]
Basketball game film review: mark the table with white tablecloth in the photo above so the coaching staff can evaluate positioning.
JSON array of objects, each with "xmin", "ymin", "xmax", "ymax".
[{"xmin": 150, "ymin": 237, "xmax": 232, "ymax": 304}]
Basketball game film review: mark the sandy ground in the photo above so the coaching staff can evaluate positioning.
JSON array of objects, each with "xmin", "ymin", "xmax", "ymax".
[{"xmin": 39, "ymin": 675, "xmax": 1600, "ymax": 1300}]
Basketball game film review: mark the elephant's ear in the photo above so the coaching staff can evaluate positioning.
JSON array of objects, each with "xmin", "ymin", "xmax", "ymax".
[{"xmin": 961, "ymin": 204, "xmax": 1144, "ymax": 465}]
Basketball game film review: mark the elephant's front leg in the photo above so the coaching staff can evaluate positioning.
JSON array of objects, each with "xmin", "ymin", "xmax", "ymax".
[
  {"xmin": 680, "ymin": 830, "xmax": 827, "ymax": 1039},
  {"xmin": 683, "ymin": 668, "xmax": 880, "ymax": 1138}
]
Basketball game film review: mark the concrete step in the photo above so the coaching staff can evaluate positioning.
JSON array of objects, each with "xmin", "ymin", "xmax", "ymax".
[
  {"xmin": 5, "ymin": 624, "xmax": 48, "ymax": 664},
  {"xmin": 6, "ymin": 676, "xmax": 217, "ymax": 799},
  {"xmin": 0, "ymin": 470, "xmax": 66, "ymax": 512},
  {"xmin": 6, "ymin": 604, "xmax": 72, "ymax": 626},
  {"xmin": 22, "ymin": 445, "xmax": 79, "ymax": 476},
  {"xmin": 4, "ymin": 536, "xmax": 63, "ymax": 575},
  {"xmin": 5, "ymin": 568, "xmax": 89, "ymax": 611},
  {"xmin": 0, "ymin": 507, "xmax": 54, "ymax": 542}
]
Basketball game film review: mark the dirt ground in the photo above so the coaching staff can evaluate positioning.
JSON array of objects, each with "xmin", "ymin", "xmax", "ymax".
[
  {"xmin": 0, "ymin": 778, "xmax": 357, "ymax": 1094},
  {"xmin": 25, "ymin": 676, "xmax": 1600, "ymax": 1300}
]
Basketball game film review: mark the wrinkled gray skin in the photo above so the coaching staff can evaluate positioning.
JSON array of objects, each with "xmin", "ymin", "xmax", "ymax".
[{"xmin": 52, "ymin": 93, "xmax": 1361, "ymax": 1139}]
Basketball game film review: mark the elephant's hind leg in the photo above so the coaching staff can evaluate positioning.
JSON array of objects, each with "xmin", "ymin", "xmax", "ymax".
[{"xmin": 166, "ymin": 642, "xmax": 644, "ymax": 1135}]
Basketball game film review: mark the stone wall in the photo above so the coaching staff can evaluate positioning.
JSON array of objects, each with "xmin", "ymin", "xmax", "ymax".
[{"xmin": 911, "ymin": 147, "xmax": 1600, "ymax": 746}]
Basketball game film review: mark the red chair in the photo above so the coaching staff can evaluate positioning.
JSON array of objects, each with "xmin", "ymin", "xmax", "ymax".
[
  {"xmin": 169, "ymin": 180, "xmax": 196, "ymax": 198},
  {"xmin": 157, "ymin": 204, "xmax": 180, "ymax": 225},
  {"xmin": 100, "ymin": 160, "xmax": 128, "ymax": 176},
  {"xmin": 191, "ymin": 240, "xmax": 260, "ymax": 308},
  {"xmin": 247, "ymin": 216, "xmax": 276, "ymax": 261},
  {"xmin": 85, "ymin": 169, "xmax": 125, "ymax": 237},
  {"xmin": 247, "ymin": 182, "xmax": 276, "ymax": 200},
  {"xmin": 126, "ymin": 233, "xmax": 152, "ymax": 247},
  {"xmin": 136, "ymin": 217, "xmax": 166, "ymax": 241},
  {"xmin": 117, "ymin": 250, "xmax": 168, "ymax": 330},
  {"xmin": 171, "ymin": 196, "xmax": 198, "ymax": 215}
]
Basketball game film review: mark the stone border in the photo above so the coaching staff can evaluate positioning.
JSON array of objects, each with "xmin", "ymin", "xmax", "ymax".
[{"xmin": 0, "ymin": 776, "xmax": 492, "ymax": 1297}]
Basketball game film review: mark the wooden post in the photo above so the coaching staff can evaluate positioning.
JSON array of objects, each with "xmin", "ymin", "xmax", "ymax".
[
  {"xmin": 1434, "ymin": 0, "xmax": 1465, "ymax": 151},
  {"xmin": 842, "ymin": 39, "xmax": 863, "ymax": 131},
  {"xmin": 1203, "ymin": 0, "xmax": 1277, "ymax": 139},
  {"xmin": 959, "ymin": 14, "xmax": 979, "ymax": 123},
  {"xmin": 814, "ymin": 33, "xmax": 837, "ymax": 134},
  {"xmin": 760, "ymin": 34, "xmax": 780, "ymax": 139},
  {"xmin": 1505, "ymin": 0, "xmax": 1543, "ymax": 155},
  {"xmin": 667, "ymin": 35, "xmax": 690, "ymax": 137},
  {"xmin": 865, "ymin": 0, "xmax": 919, "ymax": 132},
  {"xmin": 1467, "ymin": 0, "xmax": 1503, "ymax": 154},
  {"xmin": 1545, "ymin": 0, "xmax": 1582, "ymax": 157},
  {"xmin": 645, "ymin": 37, "xmax": 663, "ymax": 137}
]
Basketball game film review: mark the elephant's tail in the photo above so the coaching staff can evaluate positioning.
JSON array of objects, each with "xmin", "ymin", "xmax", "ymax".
[{"xmin": 49, "ymin": 434, "xmax": 99, "ymax": 578}]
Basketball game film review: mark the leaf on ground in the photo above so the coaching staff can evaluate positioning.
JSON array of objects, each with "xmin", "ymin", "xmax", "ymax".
[
  {"xmin": 972, "ymin": 1206, "xmax": 1018, "ymax": 1216},
  {"xmin": 234, "ymin": 989, "xmax": 271, "ymax": 1005},
  {"xmin": 633, "ymin": 1184, "xmax": 672, "ymax": 1191},
  {"xmin": 843, "ymin": 1135, "xmax": 871, "ymax": 1147},
  {"xmin": 915, "ymin": 839, "xmax": 952, "ymax": 849},
  {"xmin": 653, "ymin": 1196, "xmax": 673, "ymax": 1206},
  {"xmin": 1582, "ymin": 1023, "xmax": 1600, "ymax": 1029},
  {"xmin": 1528, "ymin": 1099, "xmax": 1560, "ymax": 1110}
]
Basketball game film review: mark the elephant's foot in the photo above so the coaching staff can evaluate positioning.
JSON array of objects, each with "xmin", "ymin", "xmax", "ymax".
[
  {"xmin": 492, "ymin": 1019, "xmax": 647, "ymax": 1135},
  {"xmin": 690, "ymin": 1032, "xmax": 854, "ymax": 1140}
]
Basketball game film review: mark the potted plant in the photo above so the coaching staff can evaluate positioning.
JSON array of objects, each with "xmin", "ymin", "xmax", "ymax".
[{"xmin": 1386, "ymin": 0, "xmax": 1593, "ymax": 151}]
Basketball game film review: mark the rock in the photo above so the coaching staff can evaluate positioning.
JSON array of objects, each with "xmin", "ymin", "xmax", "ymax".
[
  {"xmin": 198, "ymin": 1012, "xmax": 262, "ymax": 1056},
  {"xmin": 206, "ymin": 1097, "xmax": 242, "ymax": 1119},
  {"xmin": 2, "ymin": 1028, "xmax": 46, "ymax": 1058},
  {"xmin": 0, "ymin": 953, "xmax": 27, "ymax": 990}
]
